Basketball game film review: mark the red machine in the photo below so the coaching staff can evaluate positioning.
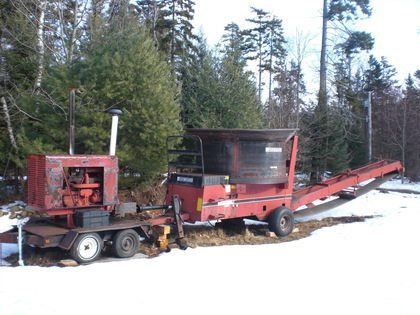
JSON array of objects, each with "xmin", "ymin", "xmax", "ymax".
[
  {"xmin": 0, "ymin": 121, "xmax": 403, "ymax": 264},
  {"xmin": 26, "ymin": 154, "xmax": 119, "ymax": 226},
  {"xmin": 166, "ymin": 128, "xmax": 403, "ymax": 237}
]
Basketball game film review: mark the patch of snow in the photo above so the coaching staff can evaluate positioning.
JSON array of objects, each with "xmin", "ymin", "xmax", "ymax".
[
  {"xmin": 0, "ymin": 244, "xmax": 17, "ymax": 266},
  {"xmin": 0, "ymin": 189, "xmax": 420, "ymax": 315},
  {"xmin": 299, "ymin": 189, "xmax": 419, "ymax": 221},
  {"xmin": 0, "ymin": 216, "xmax": 18, "ymax": 234},
  {"xmin": 380, "ymin": 179, "xmax": 420, "ymax": 192}
]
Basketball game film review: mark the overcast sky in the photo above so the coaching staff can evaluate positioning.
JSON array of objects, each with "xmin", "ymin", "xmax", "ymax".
[{"xmin": 192, "ymin": 0, "xmax": 420, "ymax": 97}]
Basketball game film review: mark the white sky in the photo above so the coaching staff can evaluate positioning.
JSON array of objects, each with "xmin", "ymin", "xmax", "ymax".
[{"xmin": 192, "ymin": 0, "xmax": 420, "ymax": 97}]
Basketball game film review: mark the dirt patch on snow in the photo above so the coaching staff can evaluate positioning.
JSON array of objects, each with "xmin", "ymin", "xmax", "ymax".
[
  {"xmin": 3, "ymin": 215, "xmax": 375, "ymax": 266},
  {"xmin": 179, "ymin": 215, "xmax": 374, "ymax": 248}
]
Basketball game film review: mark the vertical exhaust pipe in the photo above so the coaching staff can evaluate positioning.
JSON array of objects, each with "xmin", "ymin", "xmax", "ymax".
[
  {"xmin": 108, "ymin": 108, "xmax": 122, "ymax": 156},
  {"xmin": 69, "ymin": 88, "xmax": 76, "ymax": 155}
]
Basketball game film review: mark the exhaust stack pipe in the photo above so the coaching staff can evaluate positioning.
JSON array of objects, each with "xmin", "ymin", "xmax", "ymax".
[
  {"xmin": 108, "ymin": 108, "xmax": 122, "ymax": 156},
  {"xmin": 69, "ymin": 88, "xmax": 76, "ymax": 155}
]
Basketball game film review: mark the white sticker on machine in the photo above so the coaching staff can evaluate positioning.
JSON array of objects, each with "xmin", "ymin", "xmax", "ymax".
[
  {"xmin": 177, "ymin": 176, "xmax": 193, "ymax": 183},
  {"xmin": 265, "ymin": 147, "xmax": 282, "ymax": 153}
]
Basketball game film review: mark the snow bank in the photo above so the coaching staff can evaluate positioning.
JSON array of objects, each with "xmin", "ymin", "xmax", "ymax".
[
  {"xmin": 0, "ymin": 216, "xmax": 19, "ymax": 266},
  {"xmin": 381, "ymin": 178, "xmax": 420, "ymax": 192},
  {"xmin": 0, "ymin": 182, "xmax": 419, "ymax": 315},
  {"xmin": 0, "ymin": 198, "xmax": 419, "ymax": 315}
]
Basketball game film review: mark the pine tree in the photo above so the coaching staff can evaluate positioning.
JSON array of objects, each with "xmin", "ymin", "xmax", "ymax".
[
  {"xmin": 267, "ymin": 61, "xmax": 305, "ymax": 128},
  {"xmin": 331, "ymin": 30, "xmax": 374, "ymax": 168},
  {"xmin": 243, "ymin": 7, "xmax": 270, "ymax": 103},
  {"xmin": 78, "ymin": 16, "xmax": 182, "ymax": 182},
  {"xmin": 219, "ymin": 38, "xmax": 262, "ymax": 128},
  {"xmin": 180, "ymin": 37, "xmax": 222, "ymax": 128},
  {"xmin": 318, "ymin": 0, "xmax": 372, "ymax": 111},
  {"xmin": 155, "ymin": 0, "xmax": 197, "ymax": 73},
  {"xmin": 311, "ymin": 0, "xmax": 372, "ymax": 181},
  {"xmin": 264, "ymin": 16, "xmax": 287, "ymax": 104},
  {"xmin": 403, "ymin": 73, "xmax": 420, "ymax": 180},
  {"xmin": 181, "ymin": 33, "xmax": 261, "ymax": 129},
  {"xmin": 363, "ymin": 56, "xmax": 399, "ymax": 161}
]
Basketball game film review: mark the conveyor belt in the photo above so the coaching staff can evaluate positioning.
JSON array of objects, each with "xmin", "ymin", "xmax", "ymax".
[
  {"xmin": 294, "ymin": 173, "xmax": 397, "ymax": 219},
  {"xmin": 291, "ymin": 160, "xmax": 403, "ymax": 211}
]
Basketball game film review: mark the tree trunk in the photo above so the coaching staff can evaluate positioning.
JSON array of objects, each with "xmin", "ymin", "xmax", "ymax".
[
  {"xmin": 268, "ymin": 36, "xmax": 273, "ymax": 104},
  {"xmin": 401, "ymin": 99, "xmax": 407, "ymax": 183},
  {"xmin": 296, "ymin": 64, "xmax": 301, "ymax": 128},
  {"xmin": 318, "ymin": 0, "xmax": 328, "ymax": 110},
  {"xmin": 152, "ymin": 0, "xmax": 159, "ymax": 46},
  {"xmin": 1, "ymin": 96, "xmax": 18, "ymax": 151},
  {"xmin": 258, "ymin": 36, "xmax": 262, "ymax": 103},
  {"xmin": 34, "ymin": 0, "xmax": 46, "ymax": 96},
  {"xmin": 67, "ymin": 0, "xmax": 79, "ymax": 64},
  {"xmin": 170, "ymin": 0, "xmax": 176, "ymax": 68}
]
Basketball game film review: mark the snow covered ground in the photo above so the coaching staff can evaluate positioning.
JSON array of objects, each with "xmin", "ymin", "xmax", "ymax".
[{"xmin": 0, "ymin": 180, "xmax": 419, "ymax": 315}]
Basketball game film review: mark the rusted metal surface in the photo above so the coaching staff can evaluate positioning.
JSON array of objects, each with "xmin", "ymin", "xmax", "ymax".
[
  {"xmin": 24, "ymin": 224, "xmax": 69, "ymax": 237},
  {"xmin": 186, "ymin": 128, "xmax": 297, "ymax": 184},
  {"xmin": 145, "ymin": 213, "xmax": 190, "ymax": 226},
  {"xmin": 167, "ymin": 133, "xmax": 299, "ymax": 222},
  {"xmin": 27, "ymin": 154, "xmax": 119, "ymax": 214},
  {"xmin": 167, "ymin": 131, "xmax": 403, "ymax": 224},
  {"xmin": 186, "ymin": 128, "xmax": 297, "ymax": 141}
]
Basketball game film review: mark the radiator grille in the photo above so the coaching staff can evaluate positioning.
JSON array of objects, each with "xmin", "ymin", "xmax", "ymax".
[{"xmin": 27, "ymin": 155, "xmax": 45, "ymax": 208}]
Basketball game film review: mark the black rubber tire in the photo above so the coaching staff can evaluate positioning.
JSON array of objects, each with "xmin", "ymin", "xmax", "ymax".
[
  {"xmin": 338, "ymin": 192, "xmax": 357, "ymax": 200},
  {"xmin": 70, "ymin": 233, "xmax": 103, "ymax": 264},
  {"xmin": 111, "ymin": 229, "xmax": 139, "ymax": 258},
  {"xmin": 268, "ymin": 207, "xmax": 294, "ymax": 237}
]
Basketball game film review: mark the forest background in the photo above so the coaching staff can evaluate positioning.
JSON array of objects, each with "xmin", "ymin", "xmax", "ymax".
[{"xmin": 0, "ymin": 0, "xmax": 419, "ymax": 196}]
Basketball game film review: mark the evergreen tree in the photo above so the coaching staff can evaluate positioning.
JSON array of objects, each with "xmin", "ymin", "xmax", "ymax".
[
  {"xmin": 181, "ymin": 34, "xmax": 261, "ymax": 129},
  {"xmin": 403, "ymin": 73, "xmax": 420, "ymax": 180},
  {"xmin": 153, "ymin": 0, "xmax": 197, "ymax": 73},
  {"xmin": 180, "ymin": 37, "xmax": 222, "ymax": 127},
  {"xmin": 310, "ymin": 0, "xmax": 372, "ymax": 181},
  {"xmin": 243, "ymin": 7, "xmax": 270, "ymax": 103},
  {"xmin": 267, "ymin": 61, "xmax": 305, "ymax": 128},
  {"xmin": 363, "ymin": 55, "xmax": 400, "ymax": 162},
  {"xmin": 264, "ymin": 16, "xmax": 287, "ymax": 103},
  {"xmin": 78, "ymin": 15, "xmax": 182, "ymax": 182},
  {"xmin": 219, "ymin": 37, "xmax": 262, "ymax": 128},
  {"xmin": 318, "ymin": 0, "xmax": 372, "ymax": 111},
  {"xmin": 331, "ymin": 30, "xmax": 374, "ymax": 167},
  {"xmin": 0, "ymin": 0, "xmax": 48, "ymax": 184}
]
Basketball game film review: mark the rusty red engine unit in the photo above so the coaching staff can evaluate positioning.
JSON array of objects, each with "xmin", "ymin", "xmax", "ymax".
[{"xmin": 27, "ymin": 154, "xmax": 119, "ymax": 217}]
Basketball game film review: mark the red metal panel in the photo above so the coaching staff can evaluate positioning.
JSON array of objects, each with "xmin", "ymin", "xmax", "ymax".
[
  {"xmin": 166, "ymin": 184, "xmax": 204, "ymax": 221},
  {"xmin": 166, "ymin": 181, "xmax": 294, "ymax": 222},
  {"xmin": 27, "ymin": 155, "xmax": 46, "ymax": 208},
  {"xmin": 166, "ymin": 134, "xmax": 299, "ymax": 222},
  {"xmin": 26, "ymin": 154, "xmax": 119, "ymax": 213}
]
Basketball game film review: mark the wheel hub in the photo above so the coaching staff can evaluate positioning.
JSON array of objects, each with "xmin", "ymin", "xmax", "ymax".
[
  {"xmin": 78, "ymin": 237, "xmax": 99, "ymax": 260},
  {"xmin": 280, "ymin": 216, "xmax": 290, "ymax": 230},
  {"xmin": 122, "ymin": 237, "xmax": 134, "ymax": 251}
]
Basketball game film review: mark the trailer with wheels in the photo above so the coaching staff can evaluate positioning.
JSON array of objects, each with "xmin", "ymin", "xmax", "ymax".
[{"xmin": 0, "ymin": 111, "xmax": 404, "ymax": 264}]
